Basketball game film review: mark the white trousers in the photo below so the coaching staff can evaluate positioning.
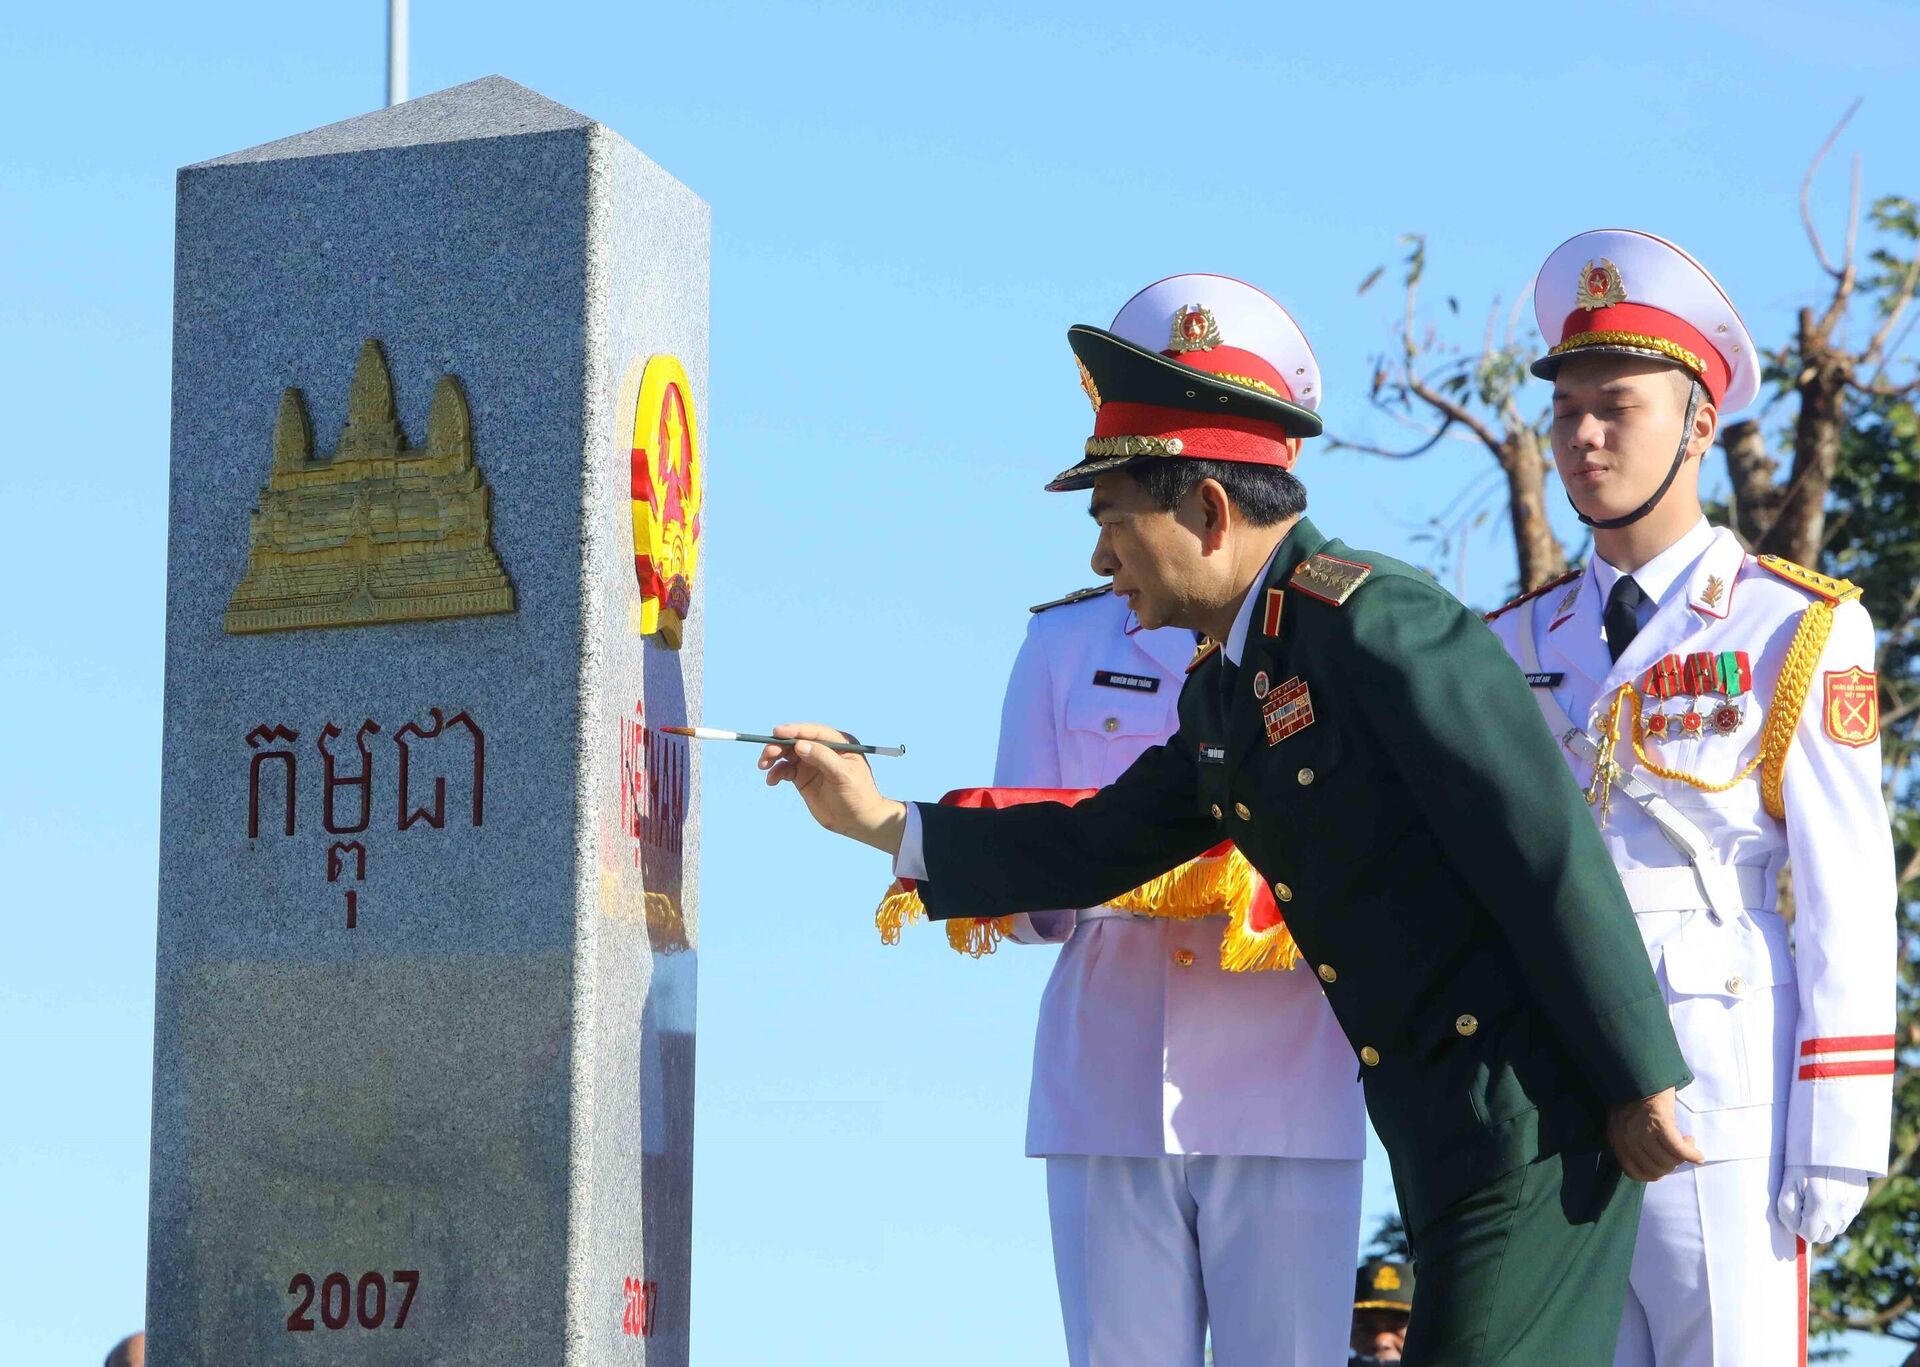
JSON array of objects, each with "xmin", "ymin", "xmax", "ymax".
[
  {"xmin": 1044, "ymin": 1154, "xmax": 1362, "ymax": 1367},
  {"xmin": 1613, "ymin": 1156, "xmax": 1807, "ymax": 1367}
]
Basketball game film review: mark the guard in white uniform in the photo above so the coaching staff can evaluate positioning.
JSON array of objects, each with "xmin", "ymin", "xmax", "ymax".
[
  {"xmin": 1485, "ymin": 229, "xmax": 1897, "ymax": 1367},
  {"xmin": 998, "ymin": 584, "xmax": 1366, "ymax": 1367}
]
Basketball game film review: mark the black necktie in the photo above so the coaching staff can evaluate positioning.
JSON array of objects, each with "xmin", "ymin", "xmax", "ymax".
[{"xmin": 1604, "ymin": 576, "xmax": 1646, "ymax": 663}]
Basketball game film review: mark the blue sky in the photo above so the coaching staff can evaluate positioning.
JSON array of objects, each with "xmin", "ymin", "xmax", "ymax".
[{"xmin": 3, "ymin": 1, "xmax": 1917, "ymax": 1362}]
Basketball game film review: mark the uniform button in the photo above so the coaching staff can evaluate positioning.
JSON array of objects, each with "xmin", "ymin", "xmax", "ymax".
[
  {"xmin": 1174, "ymin": 948, "xmax": 1195, "ymax": 967},
  {"xmin": 1360, "ymin": 1046, "xmax": 1380, "ymax": 1067},
  {"xmin": 1272, "ymin": 882, "xmax": 1293, "ymax": 903},
  {"xmin": 1455, "ymin": 1014, "xmax": 1479, "ymax": 1037},
  {"xmin": 1317, "ymin": 963, "xmax": 1337, "ymax": 983},
  {"xmin": 1209, "ymin": 803, "xmax": 1223, "ymax": 820},
  {"xmin": 1234, "ymin": 801, "xmax": 1252, "ymax": 821},
  {"xmin": 1725, "ymin": 975, "xmax": 1746, "ymax": 996},
  {"xmin": 1297, "ymin": 767, "xmax": 1315, "ymax": 786},
  {"xmin": 1103, "ymin": 716, "xmax": 1119, "ymax": 733}
]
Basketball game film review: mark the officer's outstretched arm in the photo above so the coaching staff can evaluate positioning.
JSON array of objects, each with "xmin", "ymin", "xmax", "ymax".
[
  {"xmin": 1344, "ymin": 575, "xmax": 1695, "ymax": 1112},
  {"xmin": 911, "ymin": 733, "xmax": 1219, "ymax": 918},
  {"xmin": 760, "ymin": 723, "xmax": 910, "ymax": 853}
]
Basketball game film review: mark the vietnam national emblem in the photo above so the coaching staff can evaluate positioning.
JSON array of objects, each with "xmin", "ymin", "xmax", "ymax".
[
  {"xmin": 630, "ymin": 354, "xmax": 704, "ymax": 650},
  {"xmin": 1574, "ymin": 258, "xmax": 1628, "ymax": 312},
  {"xmin": 1168, "ymin": 304, "xmax": 1223, "ymax": 353},
  {"xmin": 1823, "ymin": 666, "xmax": 1880, "ymax": 747}
]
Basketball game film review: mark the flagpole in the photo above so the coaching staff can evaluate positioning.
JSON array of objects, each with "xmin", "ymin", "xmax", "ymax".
[{"xmin": 386, "ymin": 0, "xmax": 409, "ymax": 107}]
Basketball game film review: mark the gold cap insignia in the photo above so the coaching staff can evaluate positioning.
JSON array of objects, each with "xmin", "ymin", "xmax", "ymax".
[
  {"xmin": 1168, "ymin": 304, "xmax": 1223, "ymax": 354},
  {"xmin": 1076, "ymin": 356, "xmax": 1102, "ymax": 412},
  {"xmin": 1574, "ymin": 258, "xmax": 1628, "ymax": 312},
  {"xmin": 1373, "ymin": 1265, "xmax": 1402, "ymax": 1291}
]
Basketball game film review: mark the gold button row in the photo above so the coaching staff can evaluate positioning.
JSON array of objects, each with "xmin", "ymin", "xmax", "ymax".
[
  {"xmin": 1317, "ymin": 963, "xmax": 1337, "ymax": 983},
  {"xmin": 1455, "ymin": 1014, "xmax": 1478, "ymax": 1037},
  {"xmin": 1360, "ymin": 1046, "xmax": 1380, "ymax": 1067},
  {"xmin": 1103, "ymin": 717, "xmax": 1119, "ymax": 733}
]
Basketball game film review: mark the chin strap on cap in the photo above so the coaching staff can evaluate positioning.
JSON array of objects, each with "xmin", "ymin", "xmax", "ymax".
[{"xmin": 1573, "ymin": 380, "xmax": 1703, "ymax": 531}]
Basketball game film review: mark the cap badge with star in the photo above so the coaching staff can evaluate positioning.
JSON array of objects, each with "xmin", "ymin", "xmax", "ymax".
[
  {"xmin": 1168, "ymin": 304, "xmax": 1224, "ymax": 353},
  {"xmin": 1529, "ymin": 228, "xmax": 1760, "ymax": 414},
  {"xmin": 1048, "ymin": 273, "xmax": 1324, "ymax": 491}
]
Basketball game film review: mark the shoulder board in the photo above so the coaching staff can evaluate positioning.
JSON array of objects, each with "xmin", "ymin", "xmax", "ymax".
[
  {"xmin": 1483, "ymin": 567, "xmax": 1582, "ymax": 624},
  {"xmin": 1753, "ymin": 554, "xmax": 1860, "ymax": 605},
  {"xmin": 1289, "ymin": 553, "xmax": 1374, "ymax": 607},
  {"xmin": 1185, "ymin": 639, "xmax": 1221, "ymax": 674},
  {"xmin": 1029, "ymin": 584, "xmax": 1112, "ymax": 614}
]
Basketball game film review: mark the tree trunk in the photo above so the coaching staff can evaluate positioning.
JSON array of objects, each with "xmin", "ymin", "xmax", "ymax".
[
  {"xmin": 1720, "ymin": 418, "xmax": 1784, "ymax": 547},
  {"xmin": 1499, "ymin": 427, "xmax": 1568, "ymax": 591},
  {"xmin": 1761, "ymin": 308, "xmax": 1850, "ymax": 566}
]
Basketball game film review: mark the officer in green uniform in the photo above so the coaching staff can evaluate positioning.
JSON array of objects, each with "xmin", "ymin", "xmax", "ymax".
[{"xmin": 759, "ymin": 276, "xmax": 1698, "ymax": 1367}]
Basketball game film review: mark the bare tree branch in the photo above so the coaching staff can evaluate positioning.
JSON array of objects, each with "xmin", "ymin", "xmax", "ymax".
[
  {"xmin": 1803, "ymin": 98, "xmax": 1864, "ymax": 280},
  {"xmin": 1327, "ymin": 417, "xmax": 1458, "ymax": 461},
  {"xmin": 1861, "ymin": 244, "xmax": 1920, "ymax": 372}
]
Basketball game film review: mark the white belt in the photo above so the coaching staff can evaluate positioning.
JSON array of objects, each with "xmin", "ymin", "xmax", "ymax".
[
  {"xmin": 1076, "ymin": 907, "xmax": 1225, "ymax": 924},
  {"xmin": 1615, "ymin": 864, "xmax": 1775, "ymax": 915}
]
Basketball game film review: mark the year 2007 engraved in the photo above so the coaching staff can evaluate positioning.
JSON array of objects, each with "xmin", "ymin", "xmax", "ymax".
[{"xmin": 286, "ymin": 1269, "xmax": 420, "ymax": 1332}]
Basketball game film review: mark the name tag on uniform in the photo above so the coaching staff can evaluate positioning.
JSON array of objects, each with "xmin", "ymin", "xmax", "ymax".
[
  {"xmin": 1197, "ymin": 743, "xmax": 1227, "ymax": 765},
  {"xmin": 1093, "ymin": 670, "xmax": 1160, "ymax": 693},
  {"xmin": 1525, "ymin": 672, "xmax": 1565, "ymax": 688}
]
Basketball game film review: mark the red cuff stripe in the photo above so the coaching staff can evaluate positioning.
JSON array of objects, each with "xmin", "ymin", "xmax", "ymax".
[
  {"xmin": 1800, "ymin": 1034, "xmax": 1897, "ymax": 1055},
  {"xmin": 1799, "ymin": 1060, "xmax": 1898, "ymax": 1080}
]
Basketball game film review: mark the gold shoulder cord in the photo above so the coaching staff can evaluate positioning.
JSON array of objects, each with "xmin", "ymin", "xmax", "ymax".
[{"xmin": 1592, "ymin": 598, "xmax": 1838, "ymax": 820}]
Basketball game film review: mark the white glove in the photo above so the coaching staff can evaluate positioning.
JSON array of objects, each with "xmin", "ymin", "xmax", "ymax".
[{"xmin": 1776, "ymin": 1165, "xmax": 1873, "ymax": 1245}]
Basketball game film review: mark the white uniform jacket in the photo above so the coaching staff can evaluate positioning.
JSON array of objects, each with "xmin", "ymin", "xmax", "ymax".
[
  {"xmin": 996, "ymin": 589, "xmax": 1367, "ymax": 1160},
  {"xmin": 1486, "ymin": 526, "xmax": 1896, "ymax": 1171}
]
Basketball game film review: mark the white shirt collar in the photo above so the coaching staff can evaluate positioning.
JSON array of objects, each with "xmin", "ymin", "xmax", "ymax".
[
  {"xmin": 1224, "ymin": 540, "xmax": 1287, "ymax": 666},
  {"xmin": 1592, "ymin": 518, "xmax": 1715, "ymax": 609}
]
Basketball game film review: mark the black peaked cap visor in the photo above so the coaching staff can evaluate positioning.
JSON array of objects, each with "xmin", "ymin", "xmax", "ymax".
[{"xmin": 1048, "ymin": 325, "xmax": 1323, "ymax": 492}]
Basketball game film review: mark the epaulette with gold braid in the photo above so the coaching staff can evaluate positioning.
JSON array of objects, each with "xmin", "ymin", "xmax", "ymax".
[
  {"xmin": 1484, "ymin": 567, "xmax": 1581, "ymax": 623},
  {"xmin": 1289, "ymin": 553, "xmax": 1373, "ymax": 606},
  {"xmin": 1029, "ymin": 584, "xmax": 1111, "ymax": 614},
  {"xmin": 1186, "ymin": 639, "xmax": 1221, "ymax": 674},
  {"xmin": 1754, "ymin": 554, "xmax": 1861, "ymax": 605}
]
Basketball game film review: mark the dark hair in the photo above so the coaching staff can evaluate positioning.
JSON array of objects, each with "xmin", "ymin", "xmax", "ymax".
[{"xmin": 1125, "ymin": 459, "xmax": 1307, "ymax": 527}]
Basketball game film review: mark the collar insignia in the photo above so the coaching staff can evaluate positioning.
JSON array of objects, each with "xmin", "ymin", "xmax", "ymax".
[{"xmin": 1700, "ymin": 574, "xmax": 1725, "ymax": 609}]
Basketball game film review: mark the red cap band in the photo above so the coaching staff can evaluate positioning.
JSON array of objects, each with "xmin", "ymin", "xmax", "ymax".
[
  {"xmin": 1558, "ymin": 302, "xmax": 1731, "ymax": 405},
  {"xmin": 1092, "ymin": 402, "xmax": 1300, "ymax": 468}
]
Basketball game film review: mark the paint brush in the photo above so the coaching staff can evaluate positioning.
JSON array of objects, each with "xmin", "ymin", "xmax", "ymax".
[{"xmin": 658, "ymin": 726, "xmax": 906, "ymax": 757}]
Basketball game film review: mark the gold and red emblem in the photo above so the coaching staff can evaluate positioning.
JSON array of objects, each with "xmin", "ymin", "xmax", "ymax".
[
  {"xmin": 1574, "ymin": 258, "xmax": 1628, "ymax": 312},
  {"xmin": 1824, "ymin": 667, "xmax": 1880, "ymax": 747},
  {"xmin": 1167, "ymin": 303, "xmax": 1223, "ymax": 354},
  {"xmin": 630, "ymin": 354, "xmax": 704, "ymax": 650},
  {"xmin": 1075, "ymin": 356, "xmax": 1102, "ymax": 412}
]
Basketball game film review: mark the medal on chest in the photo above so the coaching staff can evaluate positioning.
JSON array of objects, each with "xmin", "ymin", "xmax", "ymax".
[
  {"xmin": 1638, "ymin": 650, "xmax": 1751, "ymax": 743},
  {"xmin": 1261, "ymin": 676, "xmax": 1314, "ymax": 745}
]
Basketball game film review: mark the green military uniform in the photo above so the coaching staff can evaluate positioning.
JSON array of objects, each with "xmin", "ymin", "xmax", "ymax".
[{"xmin": 915, "ymin": 519, "xmax": 1693, "ymax": 1366}]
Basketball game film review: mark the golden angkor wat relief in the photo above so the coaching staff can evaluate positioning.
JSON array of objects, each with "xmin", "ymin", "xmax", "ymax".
[{"xmin": 224, "ymin": 340, "xmax": 516, "ymax": 634}]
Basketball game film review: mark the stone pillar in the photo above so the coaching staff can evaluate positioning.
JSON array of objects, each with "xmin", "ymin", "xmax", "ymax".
[{"xmin": 149, "ymin": 77, "xmax": 706, "ymax": 1364}]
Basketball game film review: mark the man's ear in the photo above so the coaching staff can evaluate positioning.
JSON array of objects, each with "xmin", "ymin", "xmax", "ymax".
[
  {"xmin": 1195, "ymin": 478, "xmax": 1233, "ymax": 552},
  {"xmin": 1688, "ymin": 396, "xmax": 1719, "ymax": 461}
]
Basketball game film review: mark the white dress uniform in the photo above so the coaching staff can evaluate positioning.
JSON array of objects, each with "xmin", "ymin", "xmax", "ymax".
[
  {"xmin": 1487, "ymin": 228, "xmax": 1897, "ymax": 1367},
  {"xmin": 996, "ymin": 585, "xmax": 1366, "ymax": 1367}
]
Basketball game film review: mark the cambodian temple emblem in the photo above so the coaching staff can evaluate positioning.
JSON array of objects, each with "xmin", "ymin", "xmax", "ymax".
[{"xmin": 224, "ymin": 339, "xmax": 516, "ymax": 633}]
